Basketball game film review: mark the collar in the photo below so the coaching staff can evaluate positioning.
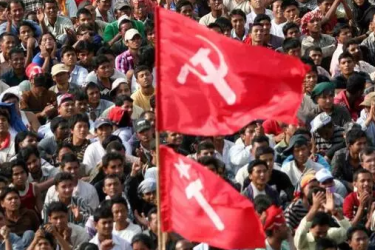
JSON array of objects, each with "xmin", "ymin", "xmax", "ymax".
[
  {"xmin": 0, "ymin": 53, "xmax": 6, "ymax": 64},
  {"xmin": 231, "ymin": 28, "xmax": 249, "ymax": 41}
]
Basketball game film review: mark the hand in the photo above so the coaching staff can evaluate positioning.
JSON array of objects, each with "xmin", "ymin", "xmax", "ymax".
[
  {"xmin": 35, "ymin": 229, "xmax": 45, "ymax": 240},
  {"xmin": 293, "ymin": 17, "xmax": 301, "ymax": 25},
  {"xmin": 359, "ymin": 192, "xmax": 370, "ymax": 209},
  {"xmin": 2, "ymin": 10, "xmax": 11, "ymax": 23},
  {"xmin": 0, "ymin": 226, "xmax": 10, "ymax": 240},
  {"xmin": 254, "ymin": 123, "xmax": 264, "ymax": 136},
  {"xmin": 50, "ymin": 43, "xmax": 57, "ymax": 58},
  {"xmin": 42, "ymin": 104, "xmax": 55, "ymax": 117},
  {"xmin": 100, "ymin": 239, "xmax": 114, "ymax": 250},
  {"xmin": 134, "ymin": 209, "xmax": 148, "ymax": 227},
  {"xmin": 131, "ymin": 160, "xmax": 142, "ymax": 177},
  {"xmin": 126, "ymin": 69, "xmax": 134, "ymax": 84},
  {"xmin": 274, "ymin": 133, "xmax": 285, "ymax": 143},
  {"xmin": 27, "ymin": 37, "xmax": 36, "ymax": 49},
  {"xmin": 324, "ymin": 189, "xmax": 335, "ymax": 214},
  {"xmin": 312, "ymin": 191, "xmax": 326, "ymax": 211},
  {"xmin": 71, "ymin": 205, "xmax": 82, "ymax": 222},
  {"xmin": 62, "ymin": 227, "xmax": 72, "ymax": 241},
  {"xmin": 40, "ymin": 45, "xmax": 49, "ymax": 58},
  {"xmin": 36, "ymin": 8, "xmax": 45, "ymax": 23},
  {"xmin": 43, "ymin": 224, "xmax": 58, "ymax": 236}
]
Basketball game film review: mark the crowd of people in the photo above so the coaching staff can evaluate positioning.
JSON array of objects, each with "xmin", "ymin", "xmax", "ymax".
[{"xmin": 0, "ymin": 0, "xmax": 375, "ymax": 248}]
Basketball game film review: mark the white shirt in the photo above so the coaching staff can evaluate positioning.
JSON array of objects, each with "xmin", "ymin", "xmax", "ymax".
[
  {"xmin": 45, "ymin": 180, "xmax": 99, "ymax": 211},
  {"xmin": 330, "ymin": 43, "xmax": 343, "ymax": 77},
  {"xmin": 44, "ymin": 15, "xmax": 74, "ymax": 42},
  {"xmin": 83, "ymin": 141, "xmax": 106, "ymax": 175},
  {"xmin": 270, "ymin": 19, "xmax": 286, "ymax": 38},
  {"xmin": 281, "ymin": 159, "xmax": 324, "ymax": 186},
  {"xmin": 70, "ymin": 65, "xmax": 88, "ymax": 86},
  {"xmin": 223, "ymin": 0, "xmax": 251, "ymax": 13},
  {"xmin": 199, "ymin": 13, "xmax": 221, "ymax": 26},
  {"xmin": 245, "ymin": 7, "xmax": 273, "ymax": 29},
  {"xmin": 214, "ymin": 139, "xmax": 234, "ymax": 167},
  {"xmin": 90, "ymin": 234, "xmax": 132, "ymax": 250},
  {"xmin": 250, "ymin": 182, "xmax": 266, "ymax": 198},
  {"xmin": 113, "ymin": 222, "xmax": 142, "ymax": 243},
  {"xmin": 228, "ymin": 140, "xmax": 253, "ymax": 175}
]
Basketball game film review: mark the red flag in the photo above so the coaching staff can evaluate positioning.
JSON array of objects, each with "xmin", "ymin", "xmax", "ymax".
[
  {"xmin": 155, "ymin": 7, "xmax": 308, "ymax": 136},
  {"xmin": 160, "ymin": 145, "xmax": 266, "ymax": 249}
]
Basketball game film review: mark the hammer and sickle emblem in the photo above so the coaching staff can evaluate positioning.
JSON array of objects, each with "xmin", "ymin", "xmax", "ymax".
[{"xmin": 177, "ymin": 35, "xmax": 236, "ymax": 105}]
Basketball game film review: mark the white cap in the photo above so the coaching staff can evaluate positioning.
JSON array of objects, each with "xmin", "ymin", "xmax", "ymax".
[
  {"xmin": 118, "ymin": 14, "xmax": 131, "ymax": 28},
  {"xmin": 124, "ymin": 28, "xmax": 140, "ymax": 41},
  {"xmin": 110, "ymin": 78, "xmax": 128, "ymax": 96},
  {"xmin": 310, "ymin": 112, "xmax": 332, "ymax": 133},
  {"xmin": 315, "ymin": 169, "xmax": 333, "ymax": 183}
]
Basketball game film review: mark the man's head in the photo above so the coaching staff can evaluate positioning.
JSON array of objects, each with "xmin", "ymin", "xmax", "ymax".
[
  {"xmin": 282, "ymin": 37, "xmax": 301, "ymax": 57},
  {"xmin": 134, "ymin": 65, "xmax": 153, "ymax": 89},
  {"xmin": 138, "ymin": 178, "xmax": 156, "ymax": 205},
  {"xmin": 0, "ymin": 33, "xmax": 16, "ymax": 59},
  {"xmin": 69, "ymin": 113, "xmax": 90, "ymax": 142},
  {"xmin": 360, "ymin": 147, "xmax": 375, "ymax": 180},
  {"xmin": 311, "ymin": 113, "xmax": 334, "ymax": 140},
  {"xmin": 311, "ymin": 82, "xmax": 335, "ymax": 109},
  {"xmin": 94, "ymin": 204, "xmax": 113, "ymax": 237},
  {"xmin": 111, "ymin": 195, "xmax": 129, "ymax": 223},
  {"xmin": 272, "ymin": 0, "xmax": 285, "ymax": 20},
  {"xmin": 281, "ymin": 0, "xmax": 299, "ymax": 22},
  {"xmin": 198, "ymin": 156, "xmax": 225, "ymax": 176},
  {"xmin": 176, "ymin": 0, "xmax": 194, "ymax": 18},
  {"xmin": 284, "ymin": 135, "xmax": 309, "ymax": 164},
  {"xmin": 134, "ymin": 118, "xmax": 152, "ymax": 145},
  {"xmin": 111, "ymin": 79, "xmax": 131, "ymax": 99},
  {"xmin": 84, "ymin": 82, "xmax": 101, "ymax": 106},
  {"xmin": 353, "ymin": 168, "xmax": 373, "ymax": 195},
  {"xmin": 119, "ymin": 17, "xmax": 133, "ymax": 37},
  {"xmin": 0, "ymin": 187, "xmax": 20, "ymax": 212},
  {"xmin": 8, "ymin": 0, "xmax": 25, "ymax": 23},
  {"xmin": 316, "ymin": 169, "xmax": 335, "ymax": 191},
  {"xmin": 114, "ymin": 1, "xmax": 132, "ymax": 18},
  {"xmin": 125, "ymin": 28, "xmax": 142, "ymax": 50},
  {"xmin": 254, "ymin": 14, "xmax": 272, "ymax": 36},
  {"xmin": 347, "ymin": 225, "xmax": 370, "ymax": 250},
  {"xmin": 9, "ymin": 47, "xmax": 25, "ymax": 71},
  {"xmin": 344, "ymin": 39, "xmax": 362, "ymax": 62},
  {"xmin": 60, "ymin": 153, "xmax": 80, "ymax": 180},
  {"xmin": 96, "ymin": 0, "xmax": 111, "ymax": 12},
  {"xmin": 309, "ymin": 211, "xmax": 330, "ymax": 239},
  {"xmin": 347, "ymin": 73, "xmax": 366, "ymax": 99},
  {"xmin": 230, "ymin": 9, "xmax": 246, "ymax": 35},
  {"xmin": 131, "ymin": 233, "xmax": 154, "ymax": 250},
  {"xmin": 250, "ymin": 22, "xmax": 264, "ymax": 44},
  {"xmin": 339, "ymin": 51, "xmax": 355, "ymax": 76},
  {"xmin": 54, "ymin": 172, "xmax": 74, "ymax": 200},
  {"xmin": 146, "ymin": 207, "xmax": 157, "ymax": 233},
  {"xmin": 333, "ymin": 23, "xmax": 352, "ymax": 44},
  {"xmin": 61, "ymin": 46, "xmax": 78, "ymax": 68},
  {"xmin": 17, "ymin": 146, "xmax": 41, "ymax": 175},
  {"xmin": 9, "ymin": 159, "xmax": 28, "ymax": 188},
  {"xmin": 93, "ymin": 55, "xmax": 112, "ymax": 79},
  {"xmin": 103, "ymin": 174, "xmax": 123, "ymax": 198},
  {"xmin": 47, "ymin": 201, "xmax": 69, "ymax": 231},
  {"xmin": 51, "ymin": 63, "xmax": 70, "ymax": 86},
  {"xmin": 263, "ymin": 205, "xmax": 289, "ymax": 241},
  {"xmin": 76, "ymin": 8, "xmax": 94, "ymax": 27},
  {"xmin": 215, "ymin": 17, "xmax": 233, "ymax": 37},
  {"xmin": 255, "ymin": 146, "xmax": 275, "ymax": 174},
  {"xmin": 144, "ymin": 21, "xmax": 154, "ymax": 46},
  {"xmin": 317, "ymin": 0, "xmax": 334, "ymax": 13},
  {"xmin": 196, "ymin": 141, "xmax": 215, "ymax": 159},
  {"xmin": 346, "ymin": 129, "xmax": 368, "ymax": 156},
  {"xmin": 302, "ymin": 61, "xmax": 318, "ymax": 94},
  {"xmin": 251, "ymin": 135, "xmax": 269, "ymax": 157},
  {"xmin": 50, "ymin": 117, "xmax": 69, "ymax": 141},
  {"xmin": 282, "ymin": 22, "xmax": 300, "ymax": 38},
  {"xmin": 316, "ymin": 238, "xmax": 337, "ymax": 250},
  {"xmin": 94, "ymin": 118, "xmax": 113, "ymax": 142},
  {"xmin": 208, "ymin": 0, "xmax": 223, "ymax": 11},
  {"xmin": 43, "ymin": 0, "xmax": 58, "ymax": 19},
  {"xmin": 305, "ymin": 46, "xmax": 323, "ymax": 66},
  {"xmin": 102, "ymin": 152, "xmax": 125, "ymax": 177},
  {"xmin": 57, "ymin": 93, "xmax": 75, "ymax": 118},
  {"xmin": 74, "ymin": 91, "xmax": 88, "ymax": 114},
  {"xmin": 76, "ymin": 41, "xmax": 95, "ymax": 68},
  {"xmin": 247, "ymin": 159, "xmax": 268, "ymax": 187}
]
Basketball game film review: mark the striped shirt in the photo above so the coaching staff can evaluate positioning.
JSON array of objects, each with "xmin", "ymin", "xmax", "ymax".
[
  {"xmin": 313, "ymin": 125, "xmax": 345, "ymax": 154},
  {"xmin": 115, "ymin": 50, "xmax": 134, "ymax": 75},
  {"xmin": 64, "ymin": 137, "xmax": 91, "ymax": 162},
  {"xmin": 284, "ymin": 199, "xmax": 308, "ymax": 230}
]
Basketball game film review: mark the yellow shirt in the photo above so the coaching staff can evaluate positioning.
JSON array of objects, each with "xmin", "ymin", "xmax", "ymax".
[{"xmin": 131, "ymin": 89, "xmax": 154, "ymax": 111}]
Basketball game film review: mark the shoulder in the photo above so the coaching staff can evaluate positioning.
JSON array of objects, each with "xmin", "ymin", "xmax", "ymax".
[{"xmin": 344, "ymin": 192, "xmax": 356, "ymax": 203}]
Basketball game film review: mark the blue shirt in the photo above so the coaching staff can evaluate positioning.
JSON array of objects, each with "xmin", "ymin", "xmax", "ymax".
[
  {"xmin": 0, "ymin": 233, "xmax": 24, "ymax": 250},
  {"xmin": 32, "ymin": 51, "xmax": 61, "ymax": 69},
  {"xmin": 0, "ymin": 20, "xmax": 42, "ymax": 37},
  {"xmin": 282, "ymin": 154, "xmax": 331, "ymax": 171}
]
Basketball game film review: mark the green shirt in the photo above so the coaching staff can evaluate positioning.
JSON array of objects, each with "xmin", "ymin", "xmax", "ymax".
[{"xmin": 103, "ymin": 19, "xmax": 145, "ymax": 42}]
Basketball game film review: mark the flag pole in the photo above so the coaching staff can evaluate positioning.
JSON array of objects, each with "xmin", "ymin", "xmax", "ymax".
[{"xmin": 154, "ymin": 6, "xmax": 166, "ymax": 250}]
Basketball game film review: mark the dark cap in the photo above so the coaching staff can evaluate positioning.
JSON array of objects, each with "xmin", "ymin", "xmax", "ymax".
[
  {"xmin": 94, "ymin": 118, "xmax": 112, "ymax": 129},
  {"xmin": 310, "ymin": 82, "xmax": 335, "ymax": 103},
  {"xmin": 114, "ymin": 1, "xmax": 130, "ymax": 10},
  {"xmin": 283, "ymin": 134, "xmax": 308, "ymax": 156},
  {"xmin": 135, "ymin": 118, "xmax": 151, "ymax": 133}
]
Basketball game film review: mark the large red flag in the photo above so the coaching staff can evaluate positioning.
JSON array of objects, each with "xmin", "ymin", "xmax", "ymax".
[
  {"xmin": 155, "ymin": 7, "xmax": 308, "ymax": 136},
  {"xmin": 160, "ymin": 145, "xmax": 266, "ymax": 249}
]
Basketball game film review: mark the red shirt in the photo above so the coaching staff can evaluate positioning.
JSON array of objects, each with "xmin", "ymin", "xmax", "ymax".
[
  {"xmin": 334, "ymin": 90, "xmax": 363, "ymax": 121},
  {"xmin": 343, "ymin": 191, "xmax": 375, "ymax": 222}
]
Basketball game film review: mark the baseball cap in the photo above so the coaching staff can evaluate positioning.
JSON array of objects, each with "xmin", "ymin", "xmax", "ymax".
[
  {"xmin": 57, "ymin": 93, "xmax": 74, "ymax": 107},
  {"xmin": 110, "ymin": 78, "xmax": 128, "ymax": 96},
  {"xmin": 94, "ymin": 118, "xmax": 112, "ymax": 129},
  {"xmin": 114, "ymin": 1, "xmax": 130, "ymax": 10},
  {"xmin": 125, "ymin": 28, "xmax": 140, "ymax": 41},
  {"xmin": 51, "ymin": 64, "xmax": 70, "ymax": 77},
  {"xmin": 134, "ymin": 118, "xmax": 151, "ymax": 133},
  {"xmin": 283, "ymin": 134, "xmax": 308, "ymax": 156},
  {"xmin": 300, "ymin": 173, "xmax": 317, "ymax": 189},
  {"xmin": 360, "ymin": 92, "xmax": 375, "ymax": 107},
  {"xmin": 310, "ymin": 112, "xmax": 332, "ymax": 133},
  {"xmin": 108, "ymin": 106, "xmax": 125, "ymax": 125},
  {"xmin": 118, "ymin": 14, "xmax": 131, "ymax": 28},
  {"xmin": 26, "ymin": 63, "xmax": 43, "ymax": 79},
  {"xmin": 315, "ymin": 169, "xmax": 333, "ymax": 183}
]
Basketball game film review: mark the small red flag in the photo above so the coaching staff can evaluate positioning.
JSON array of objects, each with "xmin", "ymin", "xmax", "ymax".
[
  {"xmin": 155, "ymin": 7, "xmax": 308, "ymax": 136},
  {"xmin": 160, "ymin": 145, "xmax": 266, "ymax": 249}
]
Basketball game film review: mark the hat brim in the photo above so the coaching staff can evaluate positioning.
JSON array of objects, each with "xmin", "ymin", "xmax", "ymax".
[
  {"xmin": 136, "ymin": 126, "xmax": 151, "ymax": 133},
  {"xmin": 52, "ymin": 70, "xmax": 70, "ymax": 77}
]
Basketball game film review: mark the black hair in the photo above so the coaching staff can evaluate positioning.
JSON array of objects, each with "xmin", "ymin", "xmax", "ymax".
[
  {"xmin": 255, "ymin": 146, "xmax": 275, "ymax": 159},
  {"xmin": 68, "ymin": 113, "xmax": 90, "ymax": 130},
  {"xmin": 0, "ymin": 187, "xmax": 19, "ymax": 201},
  {"xmin": 76, "ymin": 7, "xmax": 92, "ymax": 18},
  {"xmin": 301, "ymin": 57, "xmax": 318, "ymax": 72},
  {"xmin": 140, "ymin": 110, "xmax": 154, "ymax": 119},
  {"xmin": 84, "ymin": 81, "xmax": 100, "ymax": 94},
  {"xmin": 346, "ymin": 129, "xmax": 367, "ymax": 146},
  {"xmin": 305, "ymin": 46, "xmax": 323, "ymax": 57},
  {"xmin": 251, "ymin": 135, "xmax": 269, "ymax": 147},
  {"xmin": 96, "ymin": 46, "xmax": 115, "ymax": 57},
  {"xmin": 207, "ymin": 23, "xmax": 223, "ymax": 32},
  {"xmin": 282, "ymin": 37, "xmax": 301, "ymax": 52},
  {"xmin": 39, "ymin": 32, "xmax": 56, "ymax": 43},
  {"xmin": 61, "ymin": 153, "xmax": 79, "ymax": 168},
  {"xmin": 347, "ymin": 225, "xmax": 369, "ymax": 241},
  {"xmin": 254, "ymin": 13, "xmax": 271, "ymax": 23},
  {"xmin": 316, "ymin": 238, "xmax": 337, "ymax": 250},
  {"xmin": 131, "ymin": 234, "xmax": 154, "ymax": 250},
  {"xmin": 111, "ymin": 195, "xmax": 129, "ymax": 210},
  {"xmin": 176, "ymin": 0, "xmax": 193, "ymax": 12},
  {"xmin": 307, "ymin": 187, "xmax": 325, "ymax": 205},
  {"xmin": 17, "ymin": 146, "xmax": 39, "ymax": 162},
  {"xmin": 0, "ymin": 2, "xmax": 8, "ymax": 8},
  {"xmin": 78, "ymin": 243, "xmax": 99, "ymax": 250},
  {"xmin": 8, "ymin": 47, "xmax": 24, "ymax": 59},
  {"xmin": 9, "ymin": 159, "xmax": 29, "ymax": 176},
  {"xmin": 346, "ymin": 73, "xmax": 366, "ymax": 95},
  {"xmin": 282, "ymin": 22, "xmax": 299, "ymax": 36},
  {"xmin": 114, "ymin": 95, "xmax": 133, "ymax": 107},
  {"xmin": 343, "ymin": 38, "xmax": 359, "ymax": 52},
  {"xmin": 197, "ymin": 141, "xmax": 215, "ymax": 154},
  {"xmin": 144, "ymin": 20, "xmax": 154, "ymax": 34},
  {"xmin": 104, "ymin": 174, "xmax": 123, "ymax": 184},
  {"xmin": 332, "ymin": 23, "xmax": 350, "ymax": 38},
  {"xmin": 93, "ymin": 55, "xmax": 110, "ymax": 70},
  {"xmin": 106, "ymin": 141, "xmax": 125, "ymax": 153},
  {"xmin": 119, "ymin": 18, "xmax": 132, "ymax": 28},
  {"xmin": 215, "ymin": 17, "xmax": 233, "ymax": 30},
  {"xmin": 61, "ymin": 45, "xmax": 76, "ymax": 57},
  {"xmin": 150, "ymin": 95, "xmax": 155, "ymax": 109},
  {"xmin": 361, "ymin": 147, "xmax": 375, "ymax": 161},
  {"xmin": 43, "ymin": 0, "xmax": 58, "ymax": 8},
  {"xmin": 250, "ymin": 22, "xmax": 263, "ymax": 32},
  {"xmin": 102, "ymin": 135, "xmax": 122, "ymax": 149},
  {"xmin": 253, "ymin": 194, "xmax": 272, "ymax": 214},
  {"xmin": 311, "ymin": 212, "xmax": 331, "ymax": 228},
  {"xmin": 147, "ymin": 207, "xmax": 157, "ymax": 221},
  {"xmin": 247, "ymin": 159, "xmax": 268, "ymax": 174},
  {"xmin": 134, "ymin": 65, "xmax": 152, "ymax": 79},
  {"xmin": 0, "ymin": 176, "xmax": 9, "ymax": 185},
  {"xmin": 353, "ymin": 168, "xmax": 372, "ymax": 182},
  {"xmin": 0, "ymin": 32, "xmax": 16, "ymax": 44},
  {"xmin": 56, "ymin": 142, "xmax": 74, "ymax": 155},
  {"xmin": 102, "ymin": 152, "xmax": 124, "ymax": 169},
  {"xmin": 139, "ymin": 45, "xmax": 155, "ymax": 70},
  {"xmin": 75, "ymin": 41, "xmax": 94, "ymax": 53},
  {"xmin": 14, "ymin": 131, "xmax": 38, "ymax": 154},
  {"xmin": 75, "ymin": 90, "xmax": 89, "ymax": 101},
  {"xmin": 51, "ymin": 117, "xmax": 68, "ymax": 134},
  {"xmin": 0, "ymin": 109, "xmax": 10, "ymax": 123},
  {"xmin": 294, "ymin": 128, "xmax": 312, "ymax": 139},
  {"xmin": 230, "ymin": 9, "xmax": 246, "ymax": 21},
  {"xmin": 1, "ymin": 93, "xmax": 19, "ymax": 103},
  {"xmin": 46, "ymin": 201, "xmax": 69, "ymax": 217},
  {"xmin": 7, "ymin": 0, "xmax": 25, "ymax": 10},
  {"xmin": 54, "ymin": 172, "xmax": 74, "ymax": 186},
  {"xmin": 338, "ymin": 51, "xmax": 354, "ymax": 63},
  {"xmin": 76, "ymin": 24, "xmax": 94, "ymax": 34},
  {"xmin": 93, "ymin": 204, "xmax": 113, "ymax": 222},
  {"xmin": 281, "ymin": 0, "xmax": 299, "ymax": 11},
  {"xmin": 198, "ymin": 156, "xmax": 224, "ymax": 172}
]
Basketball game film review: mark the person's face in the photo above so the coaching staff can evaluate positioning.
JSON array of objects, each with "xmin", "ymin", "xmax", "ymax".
[
  {"xmin": 286, "ymin": 27, "xmax": 300, "ymax": 38},
  {"xmin": 307, "ymin": 17, "xmax": 321, "ymax": 33},
  {"xmin": 349, "ymin": 230, "xmax": 370, "ymax": 250},
  {"xmin": 59, "ymin": 100, "xmax": 75, "ymax": 118},
  {"xmin": 10, "ymin": 3, "xmax": 24, "ymax": 22},
  {"xmin": 198, "ymin": 148, "xmax": 215, "ymax": 158},
  {"xmin": 49, "ymin": 211, "xmax": 68, "ymax": 231},
  {"xmin": 362, "ymin": 153, "xmax": 375, "ymax": 179},
  {"xmin": 302, "ymin": 180, "xmax": 319, "ymax": 197},
  {"xmin": 56, "ymin": 180, "xmax": 74, "ymax": 199},
  {"xmin": 144, "ymin": 113, "xmax": 155, "ymax": 129},
  {"xmin": 137, "ymin": 129, "xmax": 153, "ymax": 144},
  {"xmin": 85, "ymin": 5, "xmax": 96, "ymax": 19},
  {"xmin": 272, "ymin": 0, "xmax": 283, "ymax": 18},
  {"xmin": 283, "ymin": 5, "xmax": 299, "ymax": 21},
  {"xmin": 0, "ymin": 6, "xmax": 5, "ymax": 22},
  {"xmin": 72, "ymin": 121, "xmax": 89, "ymax": 141},
  {"xmin": 62, "ymin": 162, "xmax": 80, "ymax": 179},
  {"xmin": 339, "ymin": 57, "xmax": 355, "ymax": 75},
  {"xmin": 0, "ymin": 115, "xmax": 9, "ymax": 134},
  {"xmin": 104, "ymin": 54, "xmax": 116, "ymax": 69},
  {"xmin": 319, "ymin": 0, "xmax": 333, "ymax": 14},
  {"xmin": 320, "ymin": 178, "xmax": 334, "ymax": 189},
  {"xmin": 75, "ymin": 100, "xmax": 88, "ymax": 114},
  {"xmin": 112, "ymin": 203, "xmax": 128, "ymax": 223},
  {"xmin": 251, "ymin": 0, "xmax": 263, "ymax": 9},
  {"xmin": 310, "ymin": 224, "xmax": 329, "ymax": 239},
  {"xmin": 316, "ymin": 92, "xmax": 334, "ymax": 110},
  {"xmin": 62, "ymin": 51, "xmax": 77, "ymax": 67},
  {"xmin": 354, "ymin": 0, "xmax": 365, "ymax": 6},
  {"xmin": 259, "ymin": 153, "xmax": 275, "ymax": 172},
  {"xmin": 231, "ymin": 14, "xmax": 245, "ymax": 33},
  {"xmin": 19, "ymin": 25, "xmax": 34, "ymax": 43},
  {"xmin": 251, "ymin": 25, "xmax": 264, "ymax": 43},
  {"xmin": 116, "ymin": 83, "xmax": 131, "ymax": 97},
  {"xmin": 349, "ymin": 137, "xmax": 368, "ymax": 155},
  {"xmin": 103, "ymin": 178, "xmax": 122, "ymax": 197},
  {"xmin": 142, "ymin": 190, "xmax": 156, "ymax": 204},
  {"xmin": 260, "ymin": 20, "xmax": 271, "ymax": 35},
  {"xmin": 78, "ymin": 51, "xmax": 94, "ymax": 66},
  {"xmin": 95, "ymin": 217, "xmax": 113, "ymax": 237},
  {"xmin": 148, "ymin": 213, "xmax": 157, "ymax": 233},
  {"xmin": 87, "ymin": 87, "xmax": 100, "ymax": 105},
  {"xmin": 309, "ymin": 50, "xmax": 323, "ymax": 65},
  {"xmin": 97, "ymin": 0, "xmax": 111, "ymax": 11},
  {"xmin": 26, "ymin": 154, "xmax": 41, "ymax": 174},
  {"xmin": 55, "ymin": 122, "xmax": 70, "ymax": 140},
  {"xmin": 354, "ymin": 173, "xmax": 373, "ymax": 194},
  {"xmin": 12, "ymin": 166, "xmax": 27, "ymax": 187},
  {"xmin": 57, "ymin": 147, "xmax": 73, "ymax": 163},
  {"xmin": 287, "ymin": 47, "xmax": 301, "ymax": 57},
  {"xmin": 241, "ymin": 125, "xmax": 256, "ymax": 144},
  {"xmin": 134, "ymin": 2, "xmax": 147, "ymax": 18},
  {"xmin": 180, "ymin": 5, "xmax": 193, "ymax": 18},
  {"xmin": 317, "ymin": 126, "xmax": 334, "ymax": 140},
  {"xmin": 133, "ymin": 242, "xmax": 150, "ymax": 250},
  {"xmin": 136, "ymin": 70, "xmax": 153, "ymax": 88},
  {"xmin": 293, "ymin": 144, "xmax": 309, "ymax": 164},
  {"xmin": 167, "ymin": 132, "xmax": 183, "ymax": 145},
  {"xmin": 78, "ymin": 13, "xmax": 93, "ymax": 26},
  {"xmin": 146, "ymin": 30, "xmax": 155, "ymax": 45},
  {"xmin": 250, "ymin": 165, "xmax": 268, "ymax": 186},
  {"xmin": 44, "ymin": 3, "xmax": 58, "ymax": 18},
  {"xmin": 120, "ymin": 22, "xmax": 133, "ymax": 36},
  {"xmin": 41, "ymin": 34, "xmax": 55, "ymax": 50},
  {"xmin": 303, "ymin": 71, "xmax": 318, "ymax": 93},
  {"xmin": 96, "ymin": 62, "xmax": 112, "ymax": 78},
  {"xmin": 53, "ymin": 72, "xmax": 70, "ymax": 85},
  {"xmin": 209, "ymin": 0, "xmax": 223, "ymax": 11},
  {"xmin": 35, "ymin": 239, "xmax": 53, "ymax": 250},
  {"xmin": 96, "ymin": 124, "xmax": 113, "ymax": 142},
  {"xmin": 1, "ymin": 192, "xmax": 20, "ymax": 211},
  {"xmin": 10, "ymin": 52, "xmax": 25, "ymax": 70},
  {"xmin": 0, "ymin": 35, "xmax": 16, "ymax": 56},
  {"xmin": 347, "ymin": 44, "xmax": 361, "ymax": 60},
  {"xmin": 251, "ymin": 142, "xmax": 268, "ymax": 157},
  {"xmin": 104, "ymin": 159, "xmax": 124, "ymax": 177},
  {"xmin": 20, "ymin": 136, "xmax": 37, "ymax": 149},
  {"xmin": 125, "ymin": 34, "xmax": 142, "ymax": 50},
  {"xmin": 337, "ymin": 28, "xmax": 352, "ymax": 44},
  {"xmin": 122, "ymin": 100, "xmax": 134, "ymax": 115}
]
